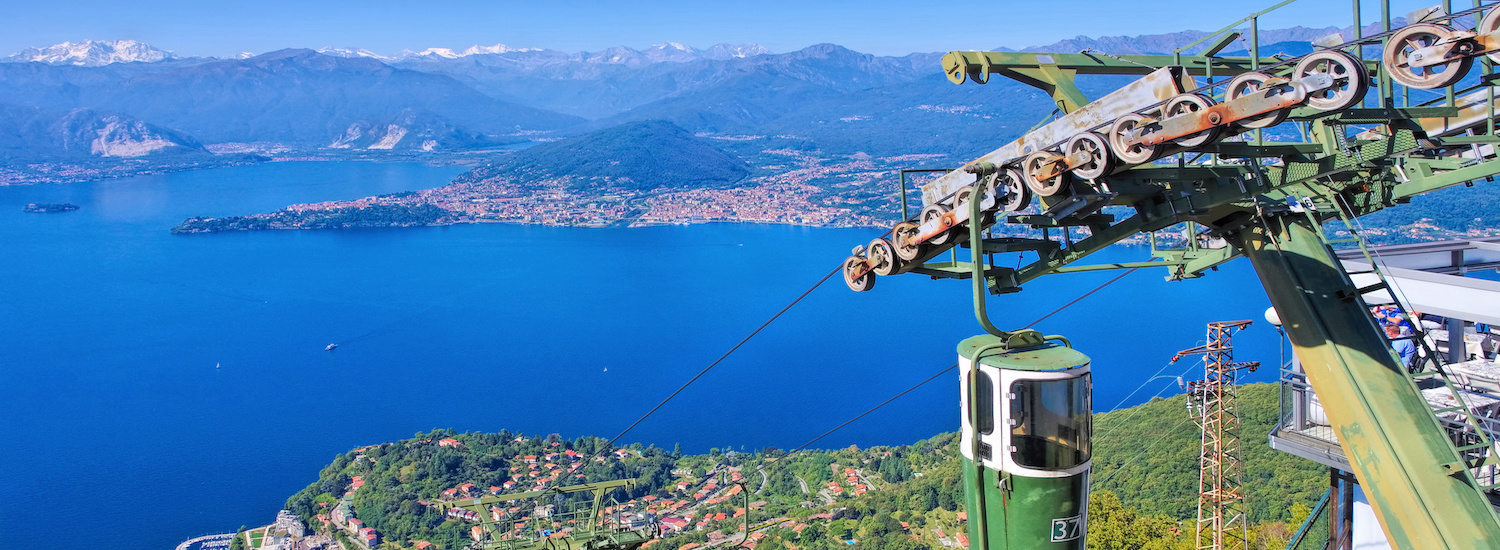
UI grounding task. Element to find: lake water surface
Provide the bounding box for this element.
[0,161,1280,548]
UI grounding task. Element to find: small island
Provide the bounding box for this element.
[23,202,79,213]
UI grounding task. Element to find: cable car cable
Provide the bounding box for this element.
[1095,414,1197,488]
[1094,362,1202,444]
[753,363,957,480]
[587,265,842,462]
[1022,266,1140,329]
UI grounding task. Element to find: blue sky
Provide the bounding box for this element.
[4,0,1450,58]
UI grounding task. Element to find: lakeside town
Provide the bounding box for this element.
[170,146,915,233]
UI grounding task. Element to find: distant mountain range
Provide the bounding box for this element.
[317,41,769,65]
[3,40,176,66]
[0,23,1349,166]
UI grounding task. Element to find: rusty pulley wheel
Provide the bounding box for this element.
[866,238,900,276]
[1108,113,1160,165]
[842,255,874,292]
[1065,132,1113,180]
[1294,50,1369,111]
[1224,71,1291,129]
[921,203,954,246]
[1022,151,1069,197]
[891,221,924,262]
[953,183,992,226]
[1382,23,1472,89]
[1164,93,1221,148]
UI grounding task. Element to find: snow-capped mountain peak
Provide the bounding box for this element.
[702,43,769,60]
[317,47,387,60]
[642,42,700,63]
[5,40,175,66]
[416,47,460,59]
[461,43,540,55]
[393,43,543,59]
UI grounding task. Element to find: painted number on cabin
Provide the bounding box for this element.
[1050,515,1082,542]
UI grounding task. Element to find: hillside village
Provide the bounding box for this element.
[242,430,970,550]
[211,385,1331,550]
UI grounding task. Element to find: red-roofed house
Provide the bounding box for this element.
[438,438,462,447]
[359,527,379,545]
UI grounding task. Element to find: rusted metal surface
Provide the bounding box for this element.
[1419,86,1500,137]
[922,66,1191,204]
[1135,75,1324,147]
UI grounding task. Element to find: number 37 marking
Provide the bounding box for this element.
[1050,514,1083,542]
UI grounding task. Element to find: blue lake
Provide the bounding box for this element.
[0,161,1279,549]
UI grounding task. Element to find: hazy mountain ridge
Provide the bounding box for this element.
[0,104,207,160]
[1,25,1332,168]
[328,109,502,151]
[1019,20,1404,55]
[473,120,749,191]
[0,48,582,147]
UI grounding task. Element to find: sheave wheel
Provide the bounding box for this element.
[842,255,874,292]
[891,222,924,262]
[1225,71,1291,129]
[1023,151,1069,197]
[1382,23,1472,89]
[867,238,900,276]
[995,167,1031,212]
[1164,94,1221,148]
[1482,8,1500,64]
[1109,113,1160,165]
[1065,132,1113,180]
[1294,50,1369,111]
[921,203,954,246]
[953,184,976,215]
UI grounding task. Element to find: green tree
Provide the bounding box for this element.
[229,526,247,550]
[1086,491,1189,550]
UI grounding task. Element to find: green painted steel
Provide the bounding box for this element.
[1232,216,1500,548]
[962,456,1089,550]
[860,3,1500,547]
[960,335,1091,373]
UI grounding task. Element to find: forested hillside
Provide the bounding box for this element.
[284,383,1325,549]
